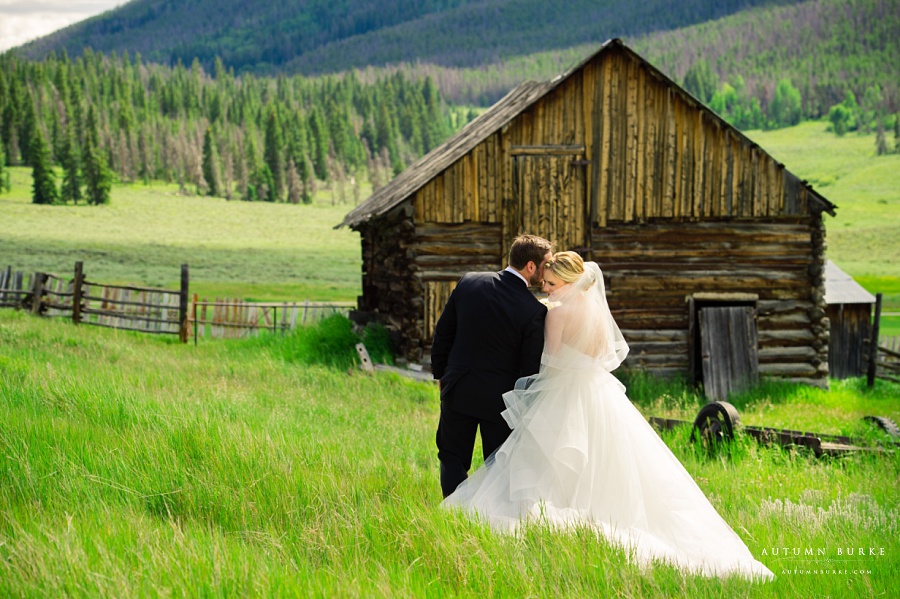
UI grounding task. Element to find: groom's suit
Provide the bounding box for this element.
[431,269,546,497]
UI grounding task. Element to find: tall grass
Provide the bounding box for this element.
[1,310,898,597]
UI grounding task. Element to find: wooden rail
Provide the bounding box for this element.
[1,262,190,340]
[2,263,354,343]
[190,298,354,343]
[867,293,900,386]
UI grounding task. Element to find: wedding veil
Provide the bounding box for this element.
[542,261,629,372]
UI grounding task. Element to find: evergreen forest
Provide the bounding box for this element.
[0,50,451,205]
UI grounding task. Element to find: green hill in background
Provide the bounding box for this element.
[15,0,800,76]
[12,0,897,123]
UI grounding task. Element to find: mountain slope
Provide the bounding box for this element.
[15,0,803,75]
[347,0,898,116]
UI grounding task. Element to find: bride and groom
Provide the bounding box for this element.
[431,234,773,580]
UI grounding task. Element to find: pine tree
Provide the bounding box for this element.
[286,156,302,204]
[201,126,220,196]
[263,107,284,201]
[83,106,112,205]
[875,121,888,155]
[894,114,900,154]
[30,126,58,205]
[0,134,9,193]
[59,125,82,204]
[683,60,718,104]
[307,107,329,181]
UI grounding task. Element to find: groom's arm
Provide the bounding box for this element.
[430,289,459,381]
[518,306,546,378]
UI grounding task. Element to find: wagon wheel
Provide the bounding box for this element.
[691,401,741,452]
[863,416,900,437]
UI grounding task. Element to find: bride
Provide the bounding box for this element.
[441,251,774,580]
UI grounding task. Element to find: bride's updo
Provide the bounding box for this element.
[545,251,596,289]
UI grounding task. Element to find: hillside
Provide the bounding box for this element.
[10,0,898,124]
[15,0,800,75]
[353,0,900,114]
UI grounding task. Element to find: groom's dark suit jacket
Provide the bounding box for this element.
[431,270,546,423]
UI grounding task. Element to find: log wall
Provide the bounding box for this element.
[357,204,422,358]
[593,216,830,386]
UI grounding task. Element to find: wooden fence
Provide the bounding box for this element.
[1,263,353,342]
[1,262,189,339]
[867,293,900,386]
[191,298,354,342]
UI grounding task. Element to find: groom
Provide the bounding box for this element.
[431,234,553,498]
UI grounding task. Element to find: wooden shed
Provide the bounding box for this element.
[824,260,875,379]
[338,39,837,391]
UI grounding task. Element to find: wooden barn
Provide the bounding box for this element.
[338,38,837,392]
[824,260,876,379]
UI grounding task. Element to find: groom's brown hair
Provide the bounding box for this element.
[508,234,553,269]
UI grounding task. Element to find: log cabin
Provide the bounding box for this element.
[338,38,838,391]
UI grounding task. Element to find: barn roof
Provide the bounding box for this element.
[337,38,836,229]
[824,260,876,305]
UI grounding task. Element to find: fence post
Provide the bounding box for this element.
[179,264,189,343]
[1,265,10,304]
[30,272,47,315]
[193,293,199,346]
[72,261,84,324]
[867,293,883,388]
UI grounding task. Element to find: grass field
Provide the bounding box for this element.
[1,311,898,597]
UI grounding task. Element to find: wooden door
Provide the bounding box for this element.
[700,306,759,401]
[510,149,588,253]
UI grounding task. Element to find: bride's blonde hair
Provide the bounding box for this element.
[544,251,585,284]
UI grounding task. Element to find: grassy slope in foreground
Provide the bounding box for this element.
[0,310,898,597]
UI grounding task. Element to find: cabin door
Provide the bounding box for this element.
[698,305,759,401]
[511,149,588,254]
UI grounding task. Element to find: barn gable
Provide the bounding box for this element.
[341,39,838,391]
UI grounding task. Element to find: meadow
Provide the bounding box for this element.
[0,169,365,302]
[0,310,898,597]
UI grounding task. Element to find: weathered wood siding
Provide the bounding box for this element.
[411,45,819,237]
[826,303,872,379]
[414,221,503,342]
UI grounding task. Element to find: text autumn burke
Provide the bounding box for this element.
[760,547,886,557]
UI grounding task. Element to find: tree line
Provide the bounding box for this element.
[0,49,452,205]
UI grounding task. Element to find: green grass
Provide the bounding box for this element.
[0,168,363,302]
[1,311,899,597]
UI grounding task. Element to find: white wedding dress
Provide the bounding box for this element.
[442,262,774,580]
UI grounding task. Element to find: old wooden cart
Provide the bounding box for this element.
[650,401,900,457]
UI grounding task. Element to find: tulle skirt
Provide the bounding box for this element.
[441,353,774,580]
